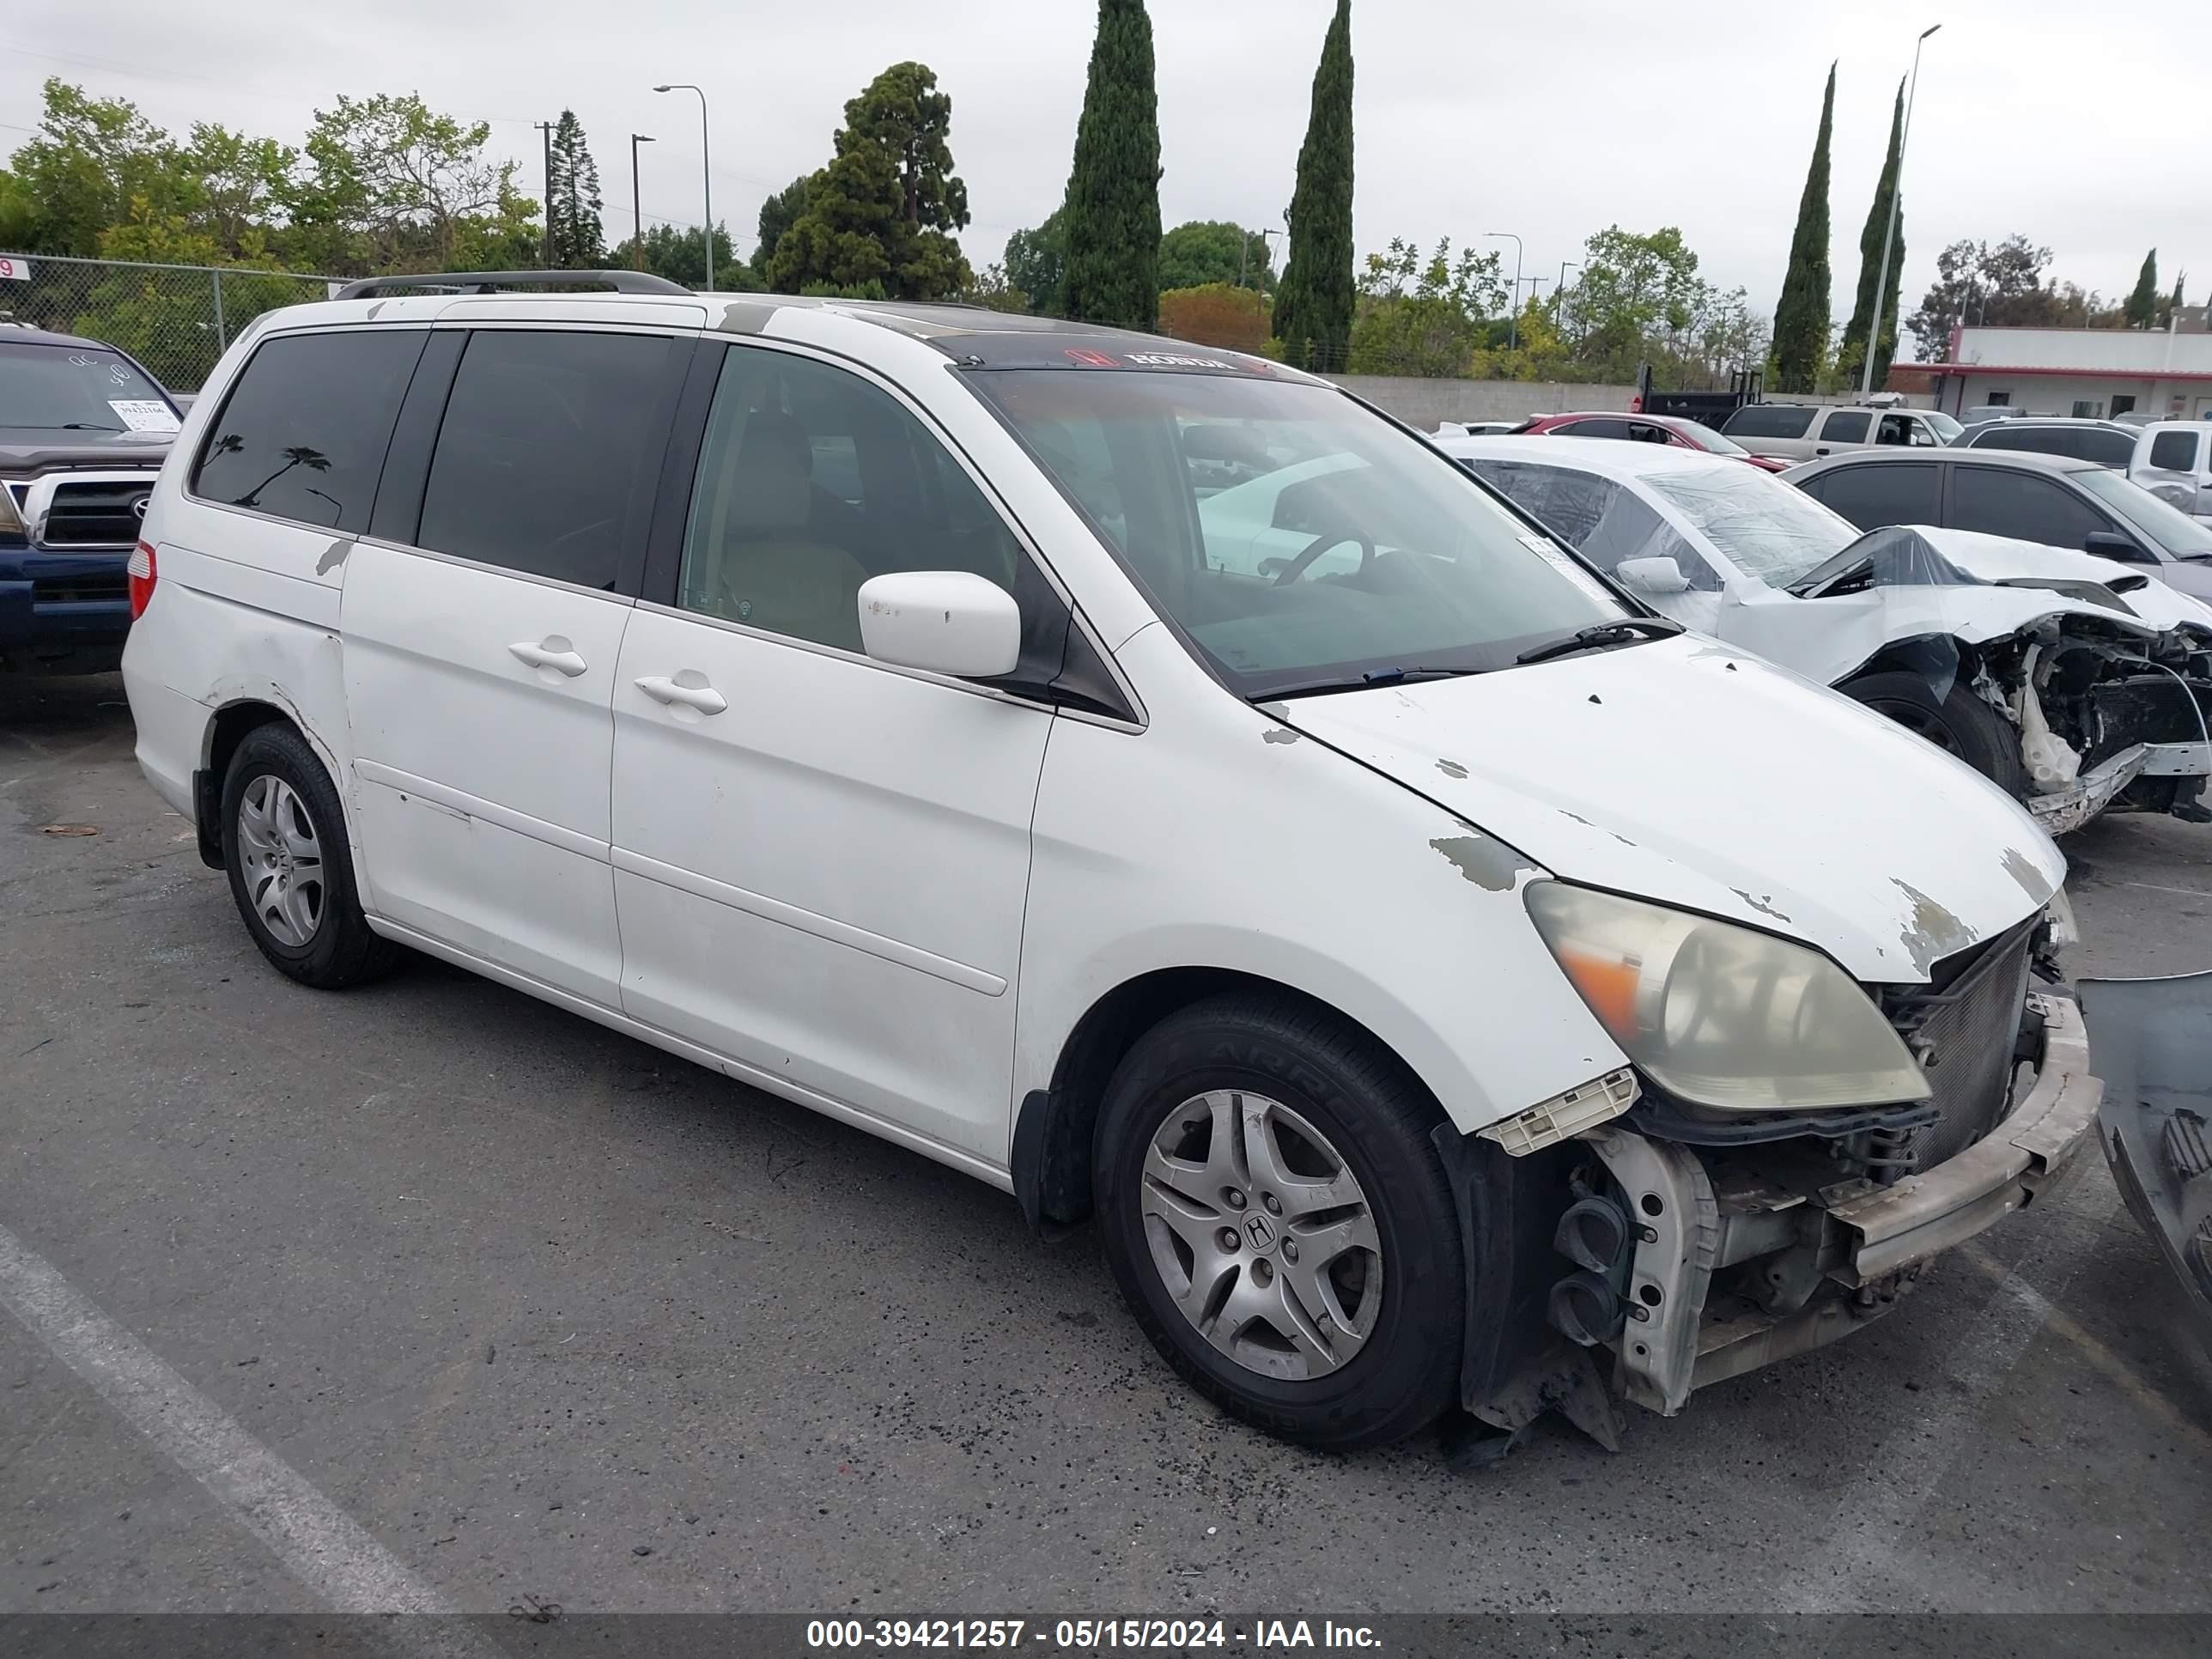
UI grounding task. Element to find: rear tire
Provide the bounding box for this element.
[221,724,403,988]
[1093,994,1464,1450]
[1841,669,2028,799]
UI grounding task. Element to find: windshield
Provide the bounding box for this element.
[968,370,1626,696]
[2075,466,2212,558]
[1924,410,1964,441]
[1645,465,1862,587]
[1665,420,1752,457]
[0,341,176,433]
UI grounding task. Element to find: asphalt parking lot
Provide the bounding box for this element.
[3,671,2209,1622]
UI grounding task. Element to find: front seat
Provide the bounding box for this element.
[693,410,871,653]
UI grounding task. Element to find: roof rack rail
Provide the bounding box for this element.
[331,270,692,301]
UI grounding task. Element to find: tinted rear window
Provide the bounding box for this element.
[193,331,426,531]
[2148,430,2201,471]
[1820,410,1871,443]
[416,330,674,589]
[1970,425,2136,467]
[1721,405,1814,439]
[1800,461,1942,531]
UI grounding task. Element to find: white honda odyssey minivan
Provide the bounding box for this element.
[122,273,2100,1449]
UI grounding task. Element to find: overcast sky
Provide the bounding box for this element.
[6,0,2206,336]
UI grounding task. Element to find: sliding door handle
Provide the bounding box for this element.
[634,674,728,716]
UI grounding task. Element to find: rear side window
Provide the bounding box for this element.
[1801,462,1941,530]
[1820,410,1871,443]
[1949,466,2107,547]
[416,330,674,589]
[1557,417,1633,439]
[2148,430,2200,471]
[1722,405,1814,440]
[192,330,425,531]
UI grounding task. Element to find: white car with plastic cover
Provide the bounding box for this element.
[123,272,2113,1449]
[1445,435,2212,834]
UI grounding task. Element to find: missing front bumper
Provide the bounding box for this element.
[1596,994,2100,1415]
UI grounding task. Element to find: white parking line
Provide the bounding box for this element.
[0,1219,505,1657]
[1772,1175,2120,1613]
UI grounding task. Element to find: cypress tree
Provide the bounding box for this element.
[2124,249,2159,329]
[1273,0,1354,371]
[1839,80,1905,391]
[546,109,605,268]
[1771,64,1834,393]
[1060,0,1161,330]
[2161,270,2185,330]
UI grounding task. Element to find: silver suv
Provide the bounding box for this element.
[1720,401,1962,463]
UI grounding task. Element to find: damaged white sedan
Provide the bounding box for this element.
[1452,437,2212,833]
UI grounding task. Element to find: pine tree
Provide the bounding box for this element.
[545,109,605,268]
[1273,0,1355,371]
[1770,64,1833,392]
[1839,80,1905,391]
[2161,270,2186,330]
[768,62,971,301]
[2124,249,2160,329]
[1059,0,1162,330]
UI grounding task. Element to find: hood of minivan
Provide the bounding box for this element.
[1273,635,2064,984]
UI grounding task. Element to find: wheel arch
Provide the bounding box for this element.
[1012,967,1438,1234]
[193,690,354,874]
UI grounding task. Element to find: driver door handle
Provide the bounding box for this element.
[509,640,588,678]
[634,674,728,715]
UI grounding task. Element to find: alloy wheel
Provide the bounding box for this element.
[235,774,325,947]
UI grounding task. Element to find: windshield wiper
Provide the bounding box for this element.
[11,422,125,432]
[1256,665,1489,701]
[1514,617,1683,665]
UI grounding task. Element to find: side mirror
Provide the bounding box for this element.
[1616,555,1692,594]
[857,571,1022,678]
[2083,530,2154,566]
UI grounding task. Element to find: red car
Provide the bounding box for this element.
[1507,410,1791,471]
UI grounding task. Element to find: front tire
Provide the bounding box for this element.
[221,724,402,988]
[1841,669,2029,799]
[1093,994,1464,1449]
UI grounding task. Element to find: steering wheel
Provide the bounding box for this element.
[1272,527,1376,586]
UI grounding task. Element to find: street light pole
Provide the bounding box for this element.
[629,134,656,270]
[1484,232,1523,351]
[653,83,713,292]
[1863,23,1942,398]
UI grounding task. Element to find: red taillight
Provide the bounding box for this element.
[127,540,156,620]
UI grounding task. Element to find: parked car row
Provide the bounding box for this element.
[115,276,2160,1449]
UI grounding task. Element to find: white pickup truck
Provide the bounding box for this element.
[2131,421,2212,525]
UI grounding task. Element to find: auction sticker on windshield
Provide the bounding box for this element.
[108,399,180,434]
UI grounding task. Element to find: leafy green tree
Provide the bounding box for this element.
[1903,234,2081,359]
[1771,63,1834,392]
[546,110,605,268]
[752,175,809,281]
[1158,220,1273,293]
[0,169,45,252]
[1002,210,1066,314]
[1346,237,1503,377]
[2124,248,2159,330]
[608,222,749,289]
[9,79,198,256]
[1060,0,1162,328]
[293,93,538,272]
[182,124,298,263]
[1274,0,1354,370]
[769,62,972,301]
[1558,224,1705,379]
[1838,80,1905,391]
[959,263,1031,313]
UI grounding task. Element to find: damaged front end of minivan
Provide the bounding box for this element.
[1437,896,2102,1451]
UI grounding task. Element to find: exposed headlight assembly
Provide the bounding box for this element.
[1525,882,1930,1113]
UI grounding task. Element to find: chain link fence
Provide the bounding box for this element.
[0,252,342,394]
